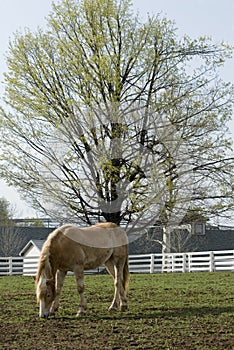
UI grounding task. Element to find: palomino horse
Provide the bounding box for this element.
[35,222,129,318]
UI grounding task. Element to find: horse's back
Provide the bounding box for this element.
[60,222,128,249]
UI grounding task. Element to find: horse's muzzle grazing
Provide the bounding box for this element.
[39,301,50,318]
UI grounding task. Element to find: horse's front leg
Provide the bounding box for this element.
[50,270,67,316]
[74,268,87,316]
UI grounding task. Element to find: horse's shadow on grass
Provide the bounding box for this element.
[53,305,234,321]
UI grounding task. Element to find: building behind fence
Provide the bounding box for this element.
[1,250,234,276]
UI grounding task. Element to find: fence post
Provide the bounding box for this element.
[182,253,187,273]
[187,253,191,272]
[9,257,13,276]
[209,251,215,272]
[233,250,234,271]
[150,254,154,273]
[172,254,175,273]
[162,254,166,273]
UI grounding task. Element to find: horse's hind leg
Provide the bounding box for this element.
[50,270,67,316]
[105,260,119,311]
[74,267,87,316]
[119,268,128,312]
[116,260,128,312]
[106,258,128,312]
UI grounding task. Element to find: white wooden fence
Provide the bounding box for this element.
[0,250,234,276]
[129,250,234,273]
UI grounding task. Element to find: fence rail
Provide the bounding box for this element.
[0,250,234,276]
[0,257,23,276]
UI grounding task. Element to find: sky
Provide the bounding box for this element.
[0,0,233,218]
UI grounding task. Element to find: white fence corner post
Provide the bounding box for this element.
[209,251,215,272]
[150,254,154,273]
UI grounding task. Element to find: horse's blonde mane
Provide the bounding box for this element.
[35,229,59,284]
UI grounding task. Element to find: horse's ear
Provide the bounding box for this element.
[32,276,36,281]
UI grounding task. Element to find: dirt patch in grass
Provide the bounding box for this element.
[0,273,233,349]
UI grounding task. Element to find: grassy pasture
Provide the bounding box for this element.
[0,272,233,349]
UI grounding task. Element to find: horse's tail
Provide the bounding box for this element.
[123,256,129,292]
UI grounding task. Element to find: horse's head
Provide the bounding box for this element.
[35,275,55,318]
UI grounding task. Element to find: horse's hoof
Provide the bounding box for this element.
[120,305,128,312]
[108,306,118,312]
[76,310,86,317]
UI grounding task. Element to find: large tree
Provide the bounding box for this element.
[0,0,233,234]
